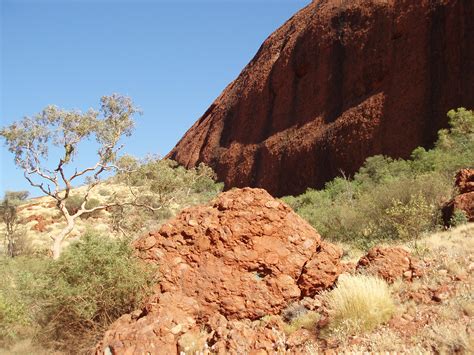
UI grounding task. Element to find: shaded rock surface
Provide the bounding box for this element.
[443,168,474,223]
[96,188,343,354]
[167,0,474,197]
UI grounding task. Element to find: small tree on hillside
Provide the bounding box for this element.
[0,191,29,257]
[0,94,153,259]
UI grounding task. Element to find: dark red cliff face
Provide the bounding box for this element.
[167,0,474,197]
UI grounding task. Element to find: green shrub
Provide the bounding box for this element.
[449,209,469,227]
[323,274,395,336]
[65,195,101,219]
[283,108,473,248]
[111,158,223,237]
[98,188,110,197]
[0,292,29,347]
[35,232,155,353]
[384,193,436,241]
[0,257,51,347]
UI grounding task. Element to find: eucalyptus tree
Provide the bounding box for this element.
[0,191,29,257]
[0,94,151,259]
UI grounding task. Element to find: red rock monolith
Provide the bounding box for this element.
[167,0,474,197]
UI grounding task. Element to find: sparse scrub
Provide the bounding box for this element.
[323,274,395,336]
[423,323,473,354]
[0,232,155,353]
[0,293,29,347]
[384,193,436,242]
[282,303,309,323]
[0,257,51,347]
[449,209,469,227]
[35,231,156,353]
[98,188,110,197]
[283,108,474,248]
[1,191,30,257]
[65,195,101,219]
[111,157,222,236]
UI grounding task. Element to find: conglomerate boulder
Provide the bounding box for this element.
[96,188,343,354]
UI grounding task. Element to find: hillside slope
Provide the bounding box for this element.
[168,0,474,197]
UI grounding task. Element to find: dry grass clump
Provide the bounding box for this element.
[283,311,320,335]
[324,274,395,335]
[177,330,208,354]
[423,323,473,354]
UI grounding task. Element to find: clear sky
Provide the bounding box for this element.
[0,0,310,196]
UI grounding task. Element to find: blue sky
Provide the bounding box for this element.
[0,0,310,196]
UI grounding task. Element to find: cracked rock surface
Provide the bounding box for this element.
[96,188,343,354]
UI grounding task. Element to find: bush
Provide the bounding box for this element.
[0,292,29,347]
[0,257,51,347]
[283,108,473,248]
[98,188,110,196]
[65,195,101,219]
[323,274,395,336]
[449,209,469,227]
[111,158,223,237]
[35,232,155,353]
[384,193,436,241]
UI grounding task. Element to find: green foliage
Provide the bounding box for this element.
[0,293,29,347]
[119,157,222,203]
[449,209,469,227]
[0,232,155,353]
[112,157,223,236]
[0,94,139,172]
[283,108,474,248]
[35,231,155,352]
[384,193,436,241]
[98,188,110,196]
[1,191,30,257]
[0,257,51,347]
[65,195,101,219]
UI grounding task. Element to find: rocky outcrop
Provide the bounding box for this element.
[443,168,474,223]
[24,214,53,233]
[96,188,343,354]
[167,0,474,197]
[357,246,424,283]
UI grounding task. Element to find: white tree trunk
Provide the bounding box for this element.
[52,207,76,260]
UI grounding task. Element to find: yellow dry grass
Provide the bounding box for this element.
[324,274,395,336]
[283,311,320,335]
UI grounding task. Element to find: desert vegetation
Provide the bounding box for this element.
[0,232,156,354]
[0,108,472,354]
[323,274,395,336]
[283,108,474,249]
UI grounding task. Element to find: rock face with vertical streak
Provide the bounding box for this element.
[167,0,474,197]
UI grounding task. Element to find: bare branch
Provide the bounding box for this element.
[70,162,101,181]
[24,171,55,198]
